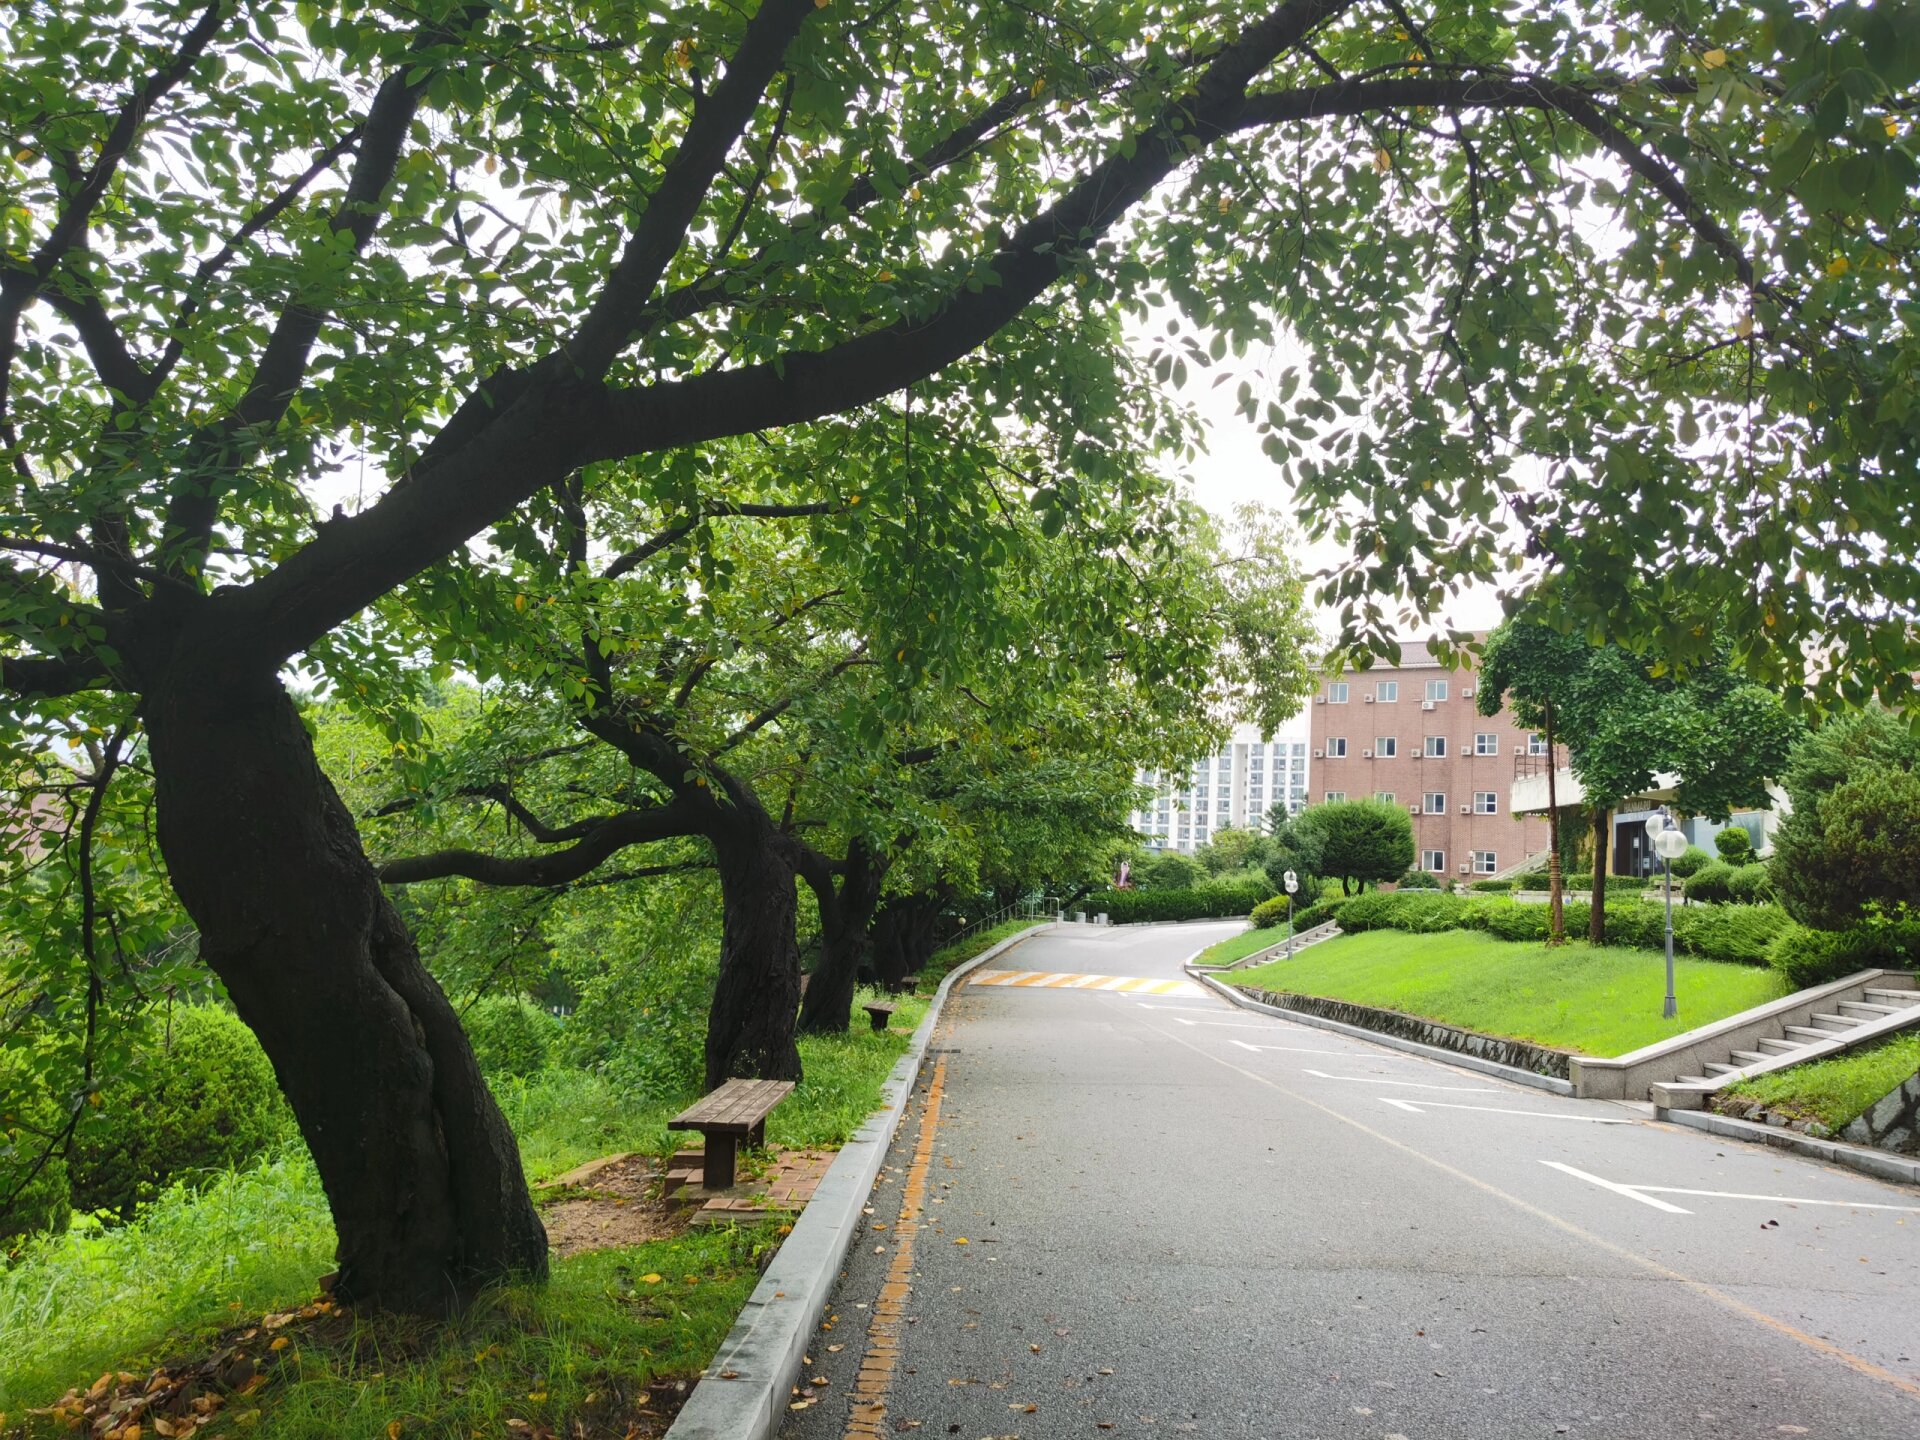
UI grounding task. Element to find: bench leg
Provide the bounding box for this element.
[703,1133,737,1190]
[746,1120,766,1151]
[869,1009,887,1032]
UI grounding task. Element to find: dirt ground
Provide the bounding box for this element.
[536,1153,690,1257]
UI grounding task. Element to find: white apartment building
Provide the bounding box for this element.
[1130,718,1313,853]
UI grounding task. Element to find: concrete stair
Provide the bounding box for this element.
[1648,979,1920,1109]
[1569,970,1920,1104]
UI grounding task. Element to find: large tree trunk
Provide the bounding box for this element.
[797,840,884,1036]
[145,667,546,1316]
[870,894,944,987]
[1588,806,1610,945]
[705,820,804,1088]
[1544,699,1564,945]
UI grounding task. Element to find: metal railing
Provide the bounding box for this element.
[939,896,1057,951]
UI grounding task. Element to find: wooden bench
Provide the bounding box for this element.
[667,1078,794,1190]
[862,1001,896,1032]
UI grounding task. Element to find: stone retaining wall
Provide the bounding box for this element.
[1242,989,1572,1081]
[1842,1072,1920,1155]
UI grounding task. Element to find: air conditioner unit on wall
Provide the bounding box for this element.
[1459,862,1472,874]
[1421,700,1435,711]
[1460,804,1471,814]
[1362,749,1373,759]
[1513,746,1524,756]
[1462,687,1475,698]
[1315,696,1326,704]
[1408,804,1421,815]
[1313,749,1324,759]
[1364,694,1375,703]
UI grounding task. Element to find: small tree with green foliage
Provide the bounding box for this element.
[1285,799,1415,897]
[1714,827,1754,863]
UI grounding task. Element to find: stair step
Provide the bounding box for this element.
[1676,1074,1712,1085]
[1784,1025,1838,1042]
[1729,1049,1768,1065]
[1811,1011,1865,1028]
[1703,1062,1742,1076]
[1840,1000,1901,1018]
[1862,988,1920,1005]
[1757,1037,1806,1055]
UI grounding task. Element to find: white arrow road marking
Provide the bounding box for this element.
[1233,1040,1423,1061]
[1376,1097,1632,1124]
[1301,1069,1497,1092]
[1542,1161,1693,1213]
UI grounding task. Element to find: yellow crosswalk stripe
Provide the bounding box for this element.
[970,969,1204,997]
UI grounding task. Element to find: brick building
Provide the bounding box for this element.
[1306,641,1563,880]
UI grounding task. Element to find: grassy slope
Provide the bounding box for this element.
[0,992,929,1423]
[914,918,1048,992]
[1725,1032,1920,1131]
[1233,929,1789,1056]
[1195,925,1287,967]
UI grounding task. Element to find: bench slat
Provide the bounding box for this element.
[668,1077,794,1134]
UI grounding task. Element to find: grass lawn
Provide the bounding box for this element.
[0,996,928,1431]
[1725,1033,1920,1131]
[1194,925,1289,967]
[1232,929,1790,1057]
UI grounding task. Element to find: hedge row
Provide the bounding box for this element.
[1311,890,1798,968]
[1085,880,1273,925]
[1509,871,1651,893]
[1682,861,1774,904]
[1766,921,1920,987]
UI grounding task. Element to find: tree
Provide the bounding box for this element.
[1769,709,1920,930]
[1479,620,1800,942]
[3,0,1901,1312]
[1196,826,1273,876]
[1284,798,1414,895]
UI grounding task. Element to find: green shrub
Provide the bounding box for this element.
[1467,878,1513,893]
[1290,898,1346,932]
[1715,826,1754,863]
[1512,870,1648,893]
[1675,903,1791,966]
[1086,881,1270,924]
[0,1048,71,1247]
[1601,904,1668,951]
[1249,895,1292,929]
[462,994,562,1080]
[1668,845,1713,878]
[1328,890,1471,935]
[1684,860,1736,904]
[1395,870,1442,890]
[1767,921,1920,988]
[1479,900,1593,942]
[68,1007,293,1222]
[1136,851,1206,890]
[1724,863,1775,905]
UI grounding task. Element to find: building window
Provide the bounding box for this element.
[1528,733,1549,756]
[1425,678,1449,702]
[1474,733,1498,756]
[1375,792,1395,804]
[1424,735,1447,758]
[1424,792,1447,814]
[1324,791,1346,803]
[1251,756,1264,771]
[1328,737,1348,757]
[1328,682,1350,703]
[1375,737,1397,758]
[1376,680,1398,703]
[1217,799,1230,812]
[1473,851,1499,874]
[1421,849,1446,873]
[1475,791,1498,815]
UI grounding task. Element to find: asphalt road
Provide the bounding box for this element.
[779,921,1920,1439]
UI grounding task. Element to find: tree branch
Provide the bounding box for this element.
[378,800,709,887]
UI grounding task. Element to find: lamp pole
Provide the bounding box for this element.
[1645,807,1687,1019]
[1284,870,1299,961]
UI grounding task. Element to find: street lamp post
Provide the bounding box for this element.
[1284,870,1299,961]
[1644,808,1689,1019]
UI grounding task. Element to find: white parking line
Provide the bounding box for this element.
[1301,1069,1497,1093]
[1542,1161,1693,1213]
[1232,1039,1423,1061]
[1632,1185,1920,1213]
[1380,1098,1632,1124]
[1171,1017,1294,1030]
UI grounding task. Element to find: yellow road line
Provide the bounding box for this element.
[841,1054,948,1438]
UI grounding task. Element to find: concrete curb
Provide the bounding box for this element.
[665,923,1054,1440]
[1186,967,1577,1096]
[1655,1106,1920,1187]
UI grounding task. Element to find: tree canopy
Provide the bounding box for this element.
[1279,796,1415,895]
[1768,709,1920,931]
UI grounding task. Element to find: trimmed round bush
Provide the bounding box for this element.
[1600,903,1667,951]
[463,994,561,1079]
[1394,870,1442,890]
[1683,860,1736,904]
[1668,845,1713,878]
[1249,895,1291,929]
[1714,826,1754,863]
[1087,881,1270,924]
[1,1048,72,1246]
[1467,878,1513,893]
[69,1006,293,1222]
[1724,863,1775,905]
[1289,898,1346,932]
